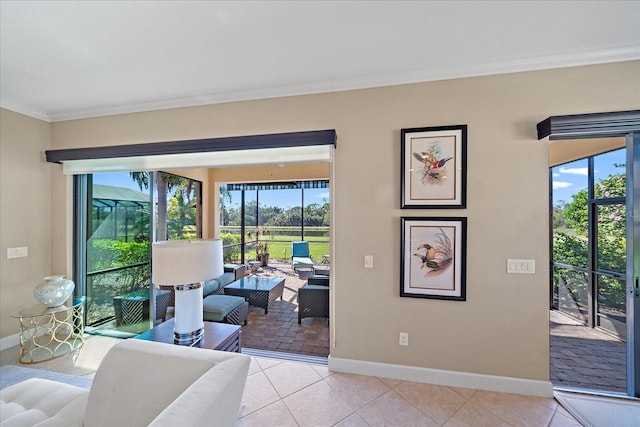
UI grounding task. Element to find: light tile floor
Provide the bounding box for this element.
[0,335,581,426]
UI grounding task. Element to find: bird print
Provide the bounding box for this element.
[413,228,454,274]
[416,243,436,260]
[413,152,453,170]
[414,252,453,273]
[412,146,453,184]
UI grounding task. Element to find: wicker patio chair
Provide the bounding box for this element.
[297,284,329,323]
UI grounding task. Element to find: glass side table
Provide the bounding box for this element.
[10,297,85,363]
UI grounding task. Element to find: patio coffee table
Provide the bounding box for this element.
[224,275,285,314]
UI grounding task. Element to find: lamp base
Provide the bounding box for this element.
[174,327,204,346]
[173,283,205,346]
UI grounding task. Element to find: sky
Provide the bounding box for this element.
[551,148,625,207]
[228,188,329,210]
[92,172,329,209]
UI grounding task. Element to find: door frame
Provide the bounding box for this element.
[538,109,640,397]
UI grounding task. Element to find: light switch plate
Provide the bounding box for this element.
[364,255,374,268]
[507,259,535,274]
[7,247,28,258]
[399,332,409,346]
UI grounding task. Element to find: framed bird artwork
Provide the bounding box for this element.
[401,125,467,208]
[401,217,466,300]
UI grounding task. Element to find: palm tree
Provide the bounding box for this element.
[130,172,192,240]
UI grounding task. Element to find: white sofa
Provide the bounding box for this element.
[0,339,251,427]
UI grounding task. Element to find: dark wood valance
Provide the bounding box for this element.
[46,129,337,163]
[537,110,640,140]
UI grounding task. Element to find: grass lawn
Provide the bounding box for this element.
[256,240,329,262]
[224,237,328,263]
[221,227,330,264]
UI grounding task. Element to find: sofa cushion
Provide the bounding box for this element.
[202,273,236,298]
[0,378,88,427]
[216,272,236,287]
[202,279,221,297]
[203,295,246,321]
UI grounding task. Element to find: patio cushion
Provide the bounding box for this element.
[202,272,235,297]
[216,272,236,287]
[202,280,220,297]
[308,275,329,286]
[203,295,246,322]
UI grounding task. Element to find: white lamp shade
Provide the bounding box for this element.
[152,239,224,285]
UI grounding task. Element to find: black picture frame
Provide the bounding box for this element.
[401,125,467,209]
[401,217,467,301]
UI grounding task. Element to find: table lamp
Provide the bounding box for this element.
[152,239,223,345]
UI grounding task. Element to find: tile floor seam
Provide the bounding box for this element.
[237,371,280,420]
[347,392,391,427]
[445,384,478,401]
[436,392,480,427]
[240,364,310,423]
[262,364,325,401]
[325,376,392,421]
[331,409,370,427]
[390,387,442,426]
[546,407,561,427]
[273,398,302,427]
[279,385,342,427]
[467,395,520,427]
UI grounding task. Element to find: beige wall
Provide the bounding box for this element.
[2,61,639,382]
[0,109,53,337]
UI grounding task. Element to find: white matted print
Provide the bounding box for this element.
[401,217,466,301]
[401,125,467,208]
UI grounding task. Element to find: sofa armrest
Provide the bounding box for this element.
[149,355,250,427]
[224,264,246,281]
[84,339,250,427]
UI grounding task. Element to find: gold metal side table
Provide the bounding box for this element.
[10,297,85,363]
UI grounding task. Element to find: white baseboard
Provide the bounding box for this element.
[0,333,20,351]
[328,356,553,398]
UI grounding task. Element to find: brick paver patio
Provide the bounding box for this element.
[550,309,626,393]
[238,261,329,359]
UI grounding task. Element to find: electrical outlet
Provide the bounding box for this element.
[399,332,409,346]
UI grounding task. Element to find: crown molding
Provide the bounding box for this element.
[5,47,639,123]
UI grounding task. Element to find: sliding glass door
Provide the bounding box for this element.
[551,148,626,339]
[75,171,202,338]
[81,172,153,337]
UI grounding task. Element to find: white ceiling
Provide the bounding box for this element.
[1,0,639,123]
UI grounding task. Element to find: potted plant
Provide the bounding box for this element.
[247,227,272,267]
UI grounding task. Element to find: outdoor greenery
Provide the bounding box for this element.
[553,166,626,317]
[221,199,330,228]
[246,226,273,255]
[220,232,242,263]
[133,172,200,240]
[86,239,150,325]
[220,188,330,266]
[87,172,198,326]
[221,228,329,264]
